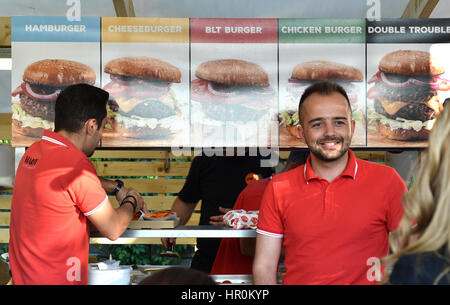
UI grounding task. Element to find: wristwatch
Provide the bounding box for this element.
[111,179,124,196]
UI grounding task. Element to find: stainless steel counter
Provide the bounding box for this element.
[90,225,257,239]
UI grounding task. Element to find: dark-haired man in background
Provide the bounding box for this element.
[162,153,274,273]
[9,84,147,285]
[253,81,406,285]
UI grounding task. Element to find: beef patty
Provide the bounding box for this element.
[374,99,436,122]
[20,93,55,121]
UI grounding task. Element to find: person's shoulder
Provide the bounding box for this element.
[391,252,450,285]
[246,177,271,192]
[272,165,304,183]
[356,158,401,178]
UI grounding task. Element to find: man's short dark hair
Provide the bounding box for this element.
[54,84,109,133]
[298,81,351,126]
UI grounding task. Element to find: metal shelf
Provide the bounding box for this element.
[90,225,257,239]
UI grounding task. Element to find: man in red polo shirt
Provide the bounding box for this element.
[9,84,147,285]
[253,81,406,285]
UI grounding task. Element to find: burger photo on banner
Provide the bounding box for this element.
[367,47,450,147]
[11,59,96,140]
[190,59,277,147]
[102,56,184,143]
[279,60,365,147]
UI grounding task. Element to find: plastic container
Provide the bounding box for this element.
[88,263,132,285]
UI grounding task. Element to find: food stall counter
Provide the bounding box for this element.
[90,225,257,239]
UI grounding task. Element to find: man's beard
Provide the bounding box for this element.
[307,136,350,162]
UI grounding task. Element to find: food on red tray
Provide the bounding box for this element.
[103,56,182,139]
[12,59,96,138]
[191,59,276,123]
[144,210,174,219]
[368,50,448,141]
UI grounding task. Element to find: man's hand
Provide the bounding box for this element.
[115,186,129,205]
[161,238,176,250]
[209,206,231,226]
[122,188,148,214]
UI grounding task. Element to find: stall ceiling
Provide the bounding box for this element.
[1,0,413,18]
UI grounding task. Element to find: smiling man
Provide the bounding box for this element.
[253,81,407,285]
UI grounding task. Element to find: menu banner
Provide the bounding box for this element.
[190,18,277,43]
[366,18,450,148]
[279,18,365,43]
[278,19,366,148]
[367,18,450,43]
[10,17,450,149]
[12,16,100,42]
[11,16,101,147]
[190,18,278,148]
[100,17,190,148]
[102,17,189,43]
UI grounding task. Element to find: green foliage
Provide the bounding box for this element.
[109,244,151,265]
[150,245,183,265]
[0,244,8,255]
[98,244,195,266]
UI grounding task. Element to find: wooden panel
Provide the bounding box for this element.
[0,228,196,244]
[0,17,11,48]
[0,229,8,243]
[354,151,386,161]
[0,211,200,227]
[113,0,136,17]
[110,196,201,211]
[91,150,195,159]
[0,212,9,226]
[278,151,291,159]
[117,178,184,194]
[92,160,191,177]
[1,195,178,210]
[0,114,12,141]
[401,0,439,18]
[0,195,12,209]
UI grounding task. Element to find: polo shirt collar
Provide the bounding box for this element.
[41,130,77,150]
[303,149,358,184]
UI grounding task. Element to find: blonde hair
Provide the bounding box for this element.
[383,105,450,284]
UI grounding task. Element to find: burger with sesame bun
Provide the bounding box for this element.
[279,60,364,139]
[368,50,450,141]
[12,59,96,138]
[191,59,276,124]
[103,56,182,139]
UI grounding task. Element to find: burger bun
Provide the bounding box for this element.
[195,59,269,86]
[104,56,181,83]
[23,59,96,86]
[375,120,430,141]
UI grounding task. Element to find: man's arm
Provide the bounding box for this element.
[171,197,198,226]
[99,177,129,204]
[88,188,146,241]
[253,233,283,285]
[161,197,198,249]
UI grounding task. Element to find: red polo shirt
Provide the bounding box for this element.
[257,150,406,285]
[211,178,270,275]
[9,130,107,285]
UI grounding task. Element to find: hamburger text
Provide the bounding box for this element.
[25,24,86,32]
